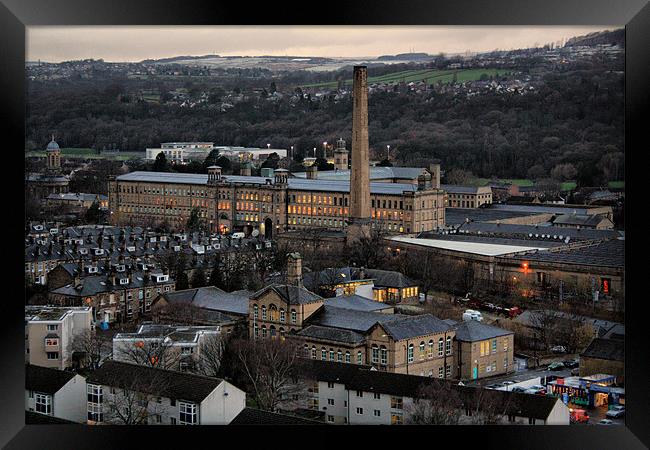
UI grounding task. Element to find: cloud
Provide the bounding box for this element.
[26,26,618,62]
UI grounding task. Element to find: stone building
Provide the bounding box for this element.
[25,137,70,199]
[451,320,515,380]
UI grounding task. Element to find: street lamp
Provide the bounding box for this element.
[313,147,316,157]
[267,143,271,149]
[323,141,327,158]
[387,144,390,160]
[290,145,294,159]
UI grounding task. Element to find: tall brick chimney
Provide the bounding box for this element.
[286,252,303,287]
[347,66,372,242]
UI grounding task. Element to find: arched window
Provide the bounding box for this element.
[269,325,276,339]
[261,305,267,321]
[371,345,379,363]
[329,349,335,361]
[407,344,414,363]
[279,327,285,340]
[321,348,327,361]
[303,344,309,357]
[446,336,452,355]
[337,350,343,362]
[419,341,425,359]
[345,351,351,364]
[291,309,297,324]
[254,324,259,338]
[357,351,363,365]
[269,304,278,322]
[428,340,434,358]
[279,308,285,323]
[312,346,317,360]
[261,325,267,338]
[253,304,258,319]
[438,337,444,357]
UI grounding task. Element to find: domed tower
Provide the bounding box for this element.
[46,135,61,172]
[334,137,349,171]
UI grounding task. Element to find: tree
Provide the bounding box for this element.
[174,252,190,290]
[230,338,308,412]
[152,152,169,172]
[84,201,104,224]
[186,208,205,234]
[68,329,112,370]
[190,265,207,288]
[261,152,280,169]
[444,168,475,185]
[527,164,547,180]
[195,334,226,378]
[465,387,513,425]
[405,382,463,425]
[101,371,171,425]
[345,228,389,270]
[215,155,232,173]
[377,158,393,167]
[551,163,578,181]
[202,149,221,170]
[113,338,181,371]
[314,157,333,171]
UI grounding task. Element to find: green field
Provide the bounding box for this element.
[608,180,624,189]
[303,68,509,89]
[25,148,143,161]
[476,178,534,187]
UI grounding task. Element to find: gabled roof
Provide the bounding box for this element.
[230,407,325,425]
[86,360,224,403]
[159,286,250,315]
[452,320,513,342]
[323,295,392,312]
[295,325,366,345]
[251,284,323,305]
[580,338,624,362]
[26,365,78,394]
[378,314,454,340]
[306,305,404,333]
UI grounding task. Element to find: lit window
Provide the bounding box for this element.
[407,344,414,363]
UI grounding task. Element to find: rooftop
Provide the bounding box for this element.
[323,295,393,312]
[26,364,78,394]
[580,338,624,362]
[25,306,91,322]
[230,407,325,425]
[389,236,552,257]
[452,320,513,342]
[86,360,224,403]
[251,284,324,305]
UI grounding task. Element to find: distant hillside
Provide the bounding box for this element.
[377,52,433,61]
[565,28,624,47]
[141,54,221,64]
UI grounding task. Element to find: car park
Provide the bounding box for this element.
[606,405,625,418]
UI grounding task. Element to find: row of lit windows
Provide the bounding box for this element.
[407,337,452,362]
[287,205,349,216]
[252,304,298,324]
[304,345,363,365]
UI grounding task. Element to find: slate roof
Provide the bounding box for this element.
[298,360,561,420]
[452,320,513,342]
[114,323,221,344]
[442,184,492,194]
[492,204,610,215]
[50,270,174,297]
[295,325,366,345]
[251,284,323,305]
[292,166,428,182]
[160,286,250,315]
[379,314,454,340]
[86,360,223,403]
[46,193,108,202]
[230,407,325,425]
[445,207,548,226]
[323,295,392,312]
[26,365,77,394]
[25,411,78,424]
[453,221,621,242]
[553,214,612,227]
[580,338,624,362]
[511,239,624,269]
[303,267,416,290]
[117,171,422,196]
[306,305,405,333]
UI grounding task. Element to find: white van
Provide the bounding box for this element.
[231,232,245,239]
[462,309,483,322]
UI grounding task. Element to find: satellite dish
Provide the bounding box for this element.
[535,234,539,238]
[553,235,557,239]
[565,237,570,243]
[252,229,260,237]
[528,233,533,238]
[559,235,563,240]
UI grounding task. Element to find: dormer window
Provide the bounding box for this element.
[116,265,125,273]
[87,266,99,274]
[119,278,129,285]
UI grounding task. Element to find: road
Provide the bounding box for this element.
[466,366,573,388]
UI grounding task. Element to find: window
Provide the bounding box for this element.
[356,390,363,398]
[181,347,193,355]
[438,338,444,357]
[446,336,452,355]
[391,414,403,425]
[446,365,451,377]
[328,398,335,406]
[328,382,334,389]
[374,410,381,417]
[170,417,177,425]
[504,339,509,352]
[327,415,335,423]
[179,402,197,425]
[261,306,267,321]
[45,338,58,346]
[356,407,364,415]
[528,417,537,425]
[428,340,434,358]
[374,393,381,400]
[371,345,379,364]
[87,402,103,423]
[491,339,497,354]
[280,309,285,323]
[380,347,388,365]
[253,304,258,319]
[312,346,317,360]
[47,352,59,360]
[337,351,343,362]
[291,310,297,324]
[407,344,414,363]
[438,366,444,378]
[419,341,425,359]
[87,384,103,422]
[322,348,327,361]
[504,357,508,369]
[46,324,58,331]
[390,397,403,410]
[357,351,363,365]
[345,351,351,364]
[35,393,51,415]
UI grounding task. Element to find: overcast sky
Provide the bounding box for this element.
[26,26,618,62]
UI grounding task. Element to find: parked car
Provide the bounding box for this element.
[606,405,625,418]
[570,367,580,376]
[550,346,567,354]
[501,381,515,386]
[548,362,565,371]
[562,359,578,368]
[598,419,614,425]
[511,387,527,393]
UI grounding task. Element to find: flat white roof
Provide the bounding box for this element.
[389,236,550,256]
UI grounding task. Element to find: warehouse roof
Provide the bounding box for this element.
[389,236,551,257]
[511,239,624,269]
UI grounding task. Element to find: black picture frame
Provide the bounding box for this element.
[2,0,647,448]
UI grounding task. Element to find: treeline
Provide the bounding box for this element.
[27,57,623,185]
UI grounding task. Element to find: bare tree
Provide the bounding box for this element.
[464,387,513,425]
[102,374,170,425]
[230,338,308,412]
[195,333,226,378]
[113,338,181,371]
[405,382,463,425]
[68,329,112,370]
